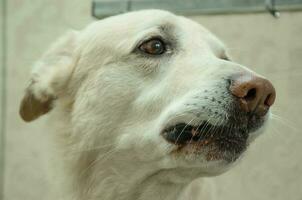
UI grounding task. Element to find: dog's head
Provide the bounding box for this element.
[20,10,275,179]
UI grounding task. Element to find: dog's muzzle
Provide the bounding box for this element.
[161,72,276,162]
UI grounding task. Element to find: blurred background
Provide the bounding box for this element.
[1,0,302,199]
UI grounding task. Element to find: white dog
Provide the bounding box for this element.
[19,10,276,200]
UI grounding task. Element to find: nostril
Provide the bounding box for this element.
[264,93,274,106]
[244,88,257,101]
[264,94,271,106]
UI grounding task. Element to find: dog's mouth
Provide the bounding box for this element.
[161,122,249,162]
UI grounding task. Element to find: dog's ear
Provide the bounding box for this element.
[20,31,79,122]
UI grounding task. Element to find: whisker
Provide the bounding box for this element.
[270,113,298,132]
[189,117,210,148]
[270,126,284,136]
[164,112,191,128]
[175,117,197,145]
[197,118,212,141]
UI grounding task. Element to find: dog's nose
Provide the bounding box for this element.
[229,73,276,116]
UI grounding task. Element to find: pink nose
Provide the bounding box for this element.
[229,73,276,116]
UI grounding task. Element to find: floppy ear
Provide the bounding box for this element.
[20,31,79,122]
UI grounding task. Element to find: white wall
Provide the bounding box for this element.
[0,0,6,198]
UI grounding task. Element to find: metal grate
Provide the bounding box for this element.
[92,0,302,18]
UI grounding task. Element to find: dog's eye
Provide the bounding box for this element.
[139,39,166,55]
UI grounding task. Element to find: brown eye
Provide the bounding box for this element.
[139,39,166,55]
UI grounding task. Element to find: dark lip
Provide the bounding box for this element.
[161,111,268,162]
[162,122,249,144]
[161,121,253,160]
[162,122,214,145]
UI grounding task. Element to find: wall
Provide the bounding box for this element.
[3,1,91,199]
[2,1,302,200]
[0,0,6,199]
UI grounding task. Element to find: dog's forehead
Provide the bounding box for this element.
[85,10,176,34]
[81,9,226,53]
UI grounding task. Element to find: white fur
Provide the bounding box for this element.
[22,10,271,200]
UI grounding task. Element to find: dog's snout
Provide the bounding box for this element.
[229,73,276,116]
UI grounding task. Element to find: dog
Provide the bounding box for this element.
[19,9,276,200]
